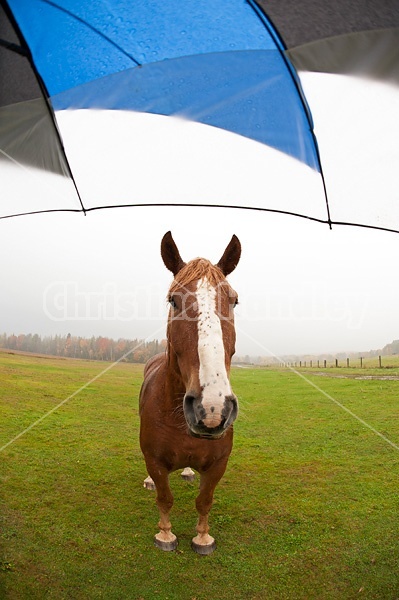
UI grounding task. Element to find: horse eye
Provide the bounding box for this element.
[169,296,177,309]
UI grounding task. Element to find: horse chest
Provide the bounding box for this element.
[159,422,233,471]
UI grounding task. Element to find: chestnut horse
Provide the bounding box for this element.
[139,231,241,554]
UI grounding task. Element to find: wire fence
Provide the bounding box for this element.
[280,355,399,370]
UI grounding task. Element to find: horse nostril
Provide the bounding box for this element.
[184,393,197,413]
[222,395,238,428]
[184,394,201,409]
[184,393,207,425]
[183,394,195,420]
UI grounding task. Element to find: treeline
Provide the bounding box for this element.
[0,333,167,363]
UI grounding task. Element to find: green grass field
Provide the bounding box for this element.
[1,350,399,599]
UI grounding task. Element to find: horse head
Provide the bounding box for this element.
[161,231,241,439]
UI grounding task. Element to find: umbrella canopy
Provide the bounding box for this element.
[1,0,398,231]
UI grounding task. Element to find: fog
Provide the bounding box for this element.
[1,204,398,359]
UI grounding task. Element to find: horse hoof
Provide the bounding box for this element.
[191,539,216,555]
[181,468,195,482]
[143,476,156,491]
[154,535,178,552]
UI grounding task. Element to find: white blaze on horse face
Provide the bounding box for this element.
[196,278,232,428]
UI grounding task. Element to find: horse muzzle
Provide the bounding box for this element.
[183,392,238,439]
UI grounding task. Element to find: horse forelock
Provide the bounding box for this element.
[169,258,226,293]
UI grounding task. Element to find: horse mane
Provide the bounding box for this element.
[169,258,226,292]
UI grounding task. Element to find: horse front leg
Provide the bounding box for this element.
[148,466,178,551]
[192,460,228,555]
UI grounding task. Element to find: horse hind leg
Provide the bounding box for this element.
[144,467,195,489]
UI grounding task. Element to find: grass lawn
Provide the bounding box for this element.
[1,350,399,599]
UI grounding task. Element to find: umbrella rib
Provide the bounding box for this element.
[0,209,83,220]
[1,204,399,235]
[42,0,142,67]
[329,221,399,235]
[0,204,327,224]
[317,145,332,229]
[85,203,338,228]
[247,0,332,228]
[0,37,27,56]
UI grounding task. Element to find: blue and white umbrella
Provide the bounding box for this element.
[1,0,398,232]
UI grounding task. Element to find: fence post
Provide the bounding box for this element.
[324,359,327,368]
[335,358,338,368]
[360,357,363,368]
[347,358,349,368]
[379,355,382,368]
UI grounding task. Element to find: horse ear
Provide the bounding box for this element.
[161,231,186,275]
[216,234,241,276]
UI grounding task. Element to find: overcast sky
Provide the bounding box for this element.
[1,196,398,358]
